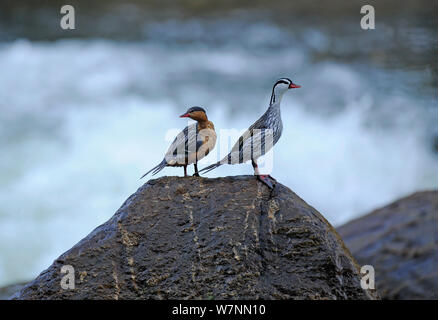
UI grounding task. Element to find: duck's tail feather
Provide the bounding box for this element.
[140,159,167,179]
[199,161,223,174]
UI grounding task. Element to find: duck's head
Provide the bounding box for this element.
[180,106,208,121]
[270,77,301,105]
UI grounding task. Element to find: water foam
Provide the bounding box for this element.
[0,39,437,286]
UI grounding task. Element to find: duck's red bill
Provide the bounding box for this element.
[289,83,301,88]
[180,114,190,118]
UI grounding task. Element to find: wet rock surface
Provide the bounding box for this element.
[338,191,438,299]
[14,176,376,300]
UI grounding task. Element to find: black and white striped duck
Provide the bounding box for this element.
[141,106,216,178]
[199,78,300,188]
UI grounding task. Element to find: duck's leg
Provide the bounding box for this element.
[252,159,275,189]
[183,165,188,177]
[193,163,200,177]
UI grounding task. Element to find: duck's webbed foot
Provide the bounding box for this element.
[257,175,276,189]
[193,172,200,177]
[267,175,277,182]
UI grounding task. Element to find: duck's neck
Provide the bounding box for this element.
[268,94,283,114]
[197,118,209,129]
[269,89,286,107]
[266,101,281,124]
[266,92,282,124]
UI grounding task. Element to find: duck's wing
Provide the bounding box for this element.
[199,115,269,174]
[164,123,200,166]
[200,125,273,174]
[224,125,274,165]
[195,126,217,161]
[228,113,266,154]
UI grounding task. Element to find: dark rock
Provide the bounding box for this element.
[0,282,27,300]
[14,176,376,300]
[338,191,438,300]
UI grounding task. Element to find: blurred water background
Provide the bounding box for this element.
[0,0,437,287]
